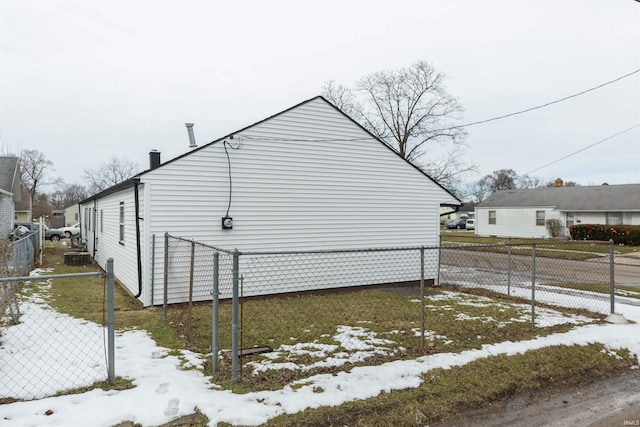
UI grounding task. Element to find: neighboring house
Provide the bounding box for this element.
[80,96,461,306]
[0,157,21,239]
[441,202,476,225]
[14,185,32,222]
[64,203,81,226]
[475,183,640,238]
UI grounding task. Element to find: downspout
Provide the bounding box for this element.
[77,204,82,241]
[134,181,143,298]
[92,200,98,258]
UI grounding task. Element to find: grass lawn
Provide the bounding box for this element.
[23,241,638,426]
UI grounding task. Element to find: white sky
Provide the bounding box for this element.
[1,267,640,426]
[1,0,639,191]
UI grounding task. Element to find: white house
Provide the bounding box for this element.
[79,96,460,306]
[0,157,21,239]
[474,183,640,238]
[63,203,81,227]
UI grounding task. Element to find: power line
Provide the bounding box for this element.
[451,68,640,130]
[523,123,640,175]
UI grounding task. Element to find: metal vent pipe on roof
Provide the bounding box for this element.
[185,123,197,148]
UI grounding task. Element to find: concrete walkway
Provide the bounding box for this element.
[614,250,640,266]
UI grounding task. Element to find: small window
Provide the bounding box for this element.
[100,210,104,233]
[74,213,79,221]
[536,210,545,226]
[488,210,496,225]
[119,202,125,244]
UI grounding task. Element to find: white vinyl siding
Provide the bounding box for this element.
[84,98,459,306]
[606,212,622,225]
[144,98,454,251]
[81,187,141,298]
[0,194,14,239]
[476,207,558,238]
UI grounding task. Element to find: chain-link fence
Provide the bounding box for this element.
[163,235,615,385]
[0,232,39,334]
[439,240,615,315]
[0,260,115,401]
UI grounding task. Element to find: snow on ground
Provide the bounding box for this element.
[1,275,640,426]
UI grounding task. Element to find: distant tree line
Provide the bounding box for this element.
[15,149,139,223]
[461,168,578,203]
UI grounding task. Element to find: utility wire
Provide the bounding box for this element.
[523,123,640,175]
[241,69,639,143]
[447,68,640,130]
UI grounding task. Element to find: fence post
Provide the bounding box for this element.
[420,247,425,352]
[163,233,169,319]
[531,244,536,332]
[187,241,195,342]
[231,249,240,383]
[436,235,441,286]
[106,258,115,385]
[211,252,220,373]
[609,239,615,314]
[507,237,512,296]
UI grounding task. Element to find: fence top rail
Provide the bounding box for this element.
[236,246,440,256]
[165,233,232,253]
[0,272,105,283]
[165,233,441,256]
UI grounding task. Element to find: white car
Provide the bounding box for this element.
[59,223,81,238]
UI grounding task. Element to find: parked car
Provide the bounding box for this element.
[465,219,475,230]
[447,219,467,229]
[42,225,65,241]
[59,223,81,238]
[15,222,65,241]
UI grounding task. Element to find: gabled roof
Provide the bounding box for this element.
[476,184,640,212]
[0,156,19,196]
[81,96,461,205]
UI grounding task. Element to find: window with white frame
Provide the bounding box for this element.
[536,210,545,226]
[100,210,104,233]
[119,202,125,244]
[488,210,496,225]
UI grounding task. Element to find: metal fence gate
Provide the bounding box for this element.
[0,260,115,401]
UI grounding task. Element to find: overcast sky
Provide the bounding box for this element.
[1,0,639,193]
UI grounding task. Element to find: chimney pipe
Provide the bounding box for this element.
[185,123,197,148]
[149,150,161,169]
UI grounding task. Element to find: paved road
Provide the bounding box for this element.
[432,368,640,427]
[440,248,640,287]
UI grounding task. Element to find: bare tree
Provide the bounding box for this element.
[49,182,88,209]
[420,150,477,195]
[322,60,475,192]
[20,149,54,218]
[479,169,518,194]
[517,174,546,189]
[321,80,359,118]
[460,180,492,203]
[84,156,139,194]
